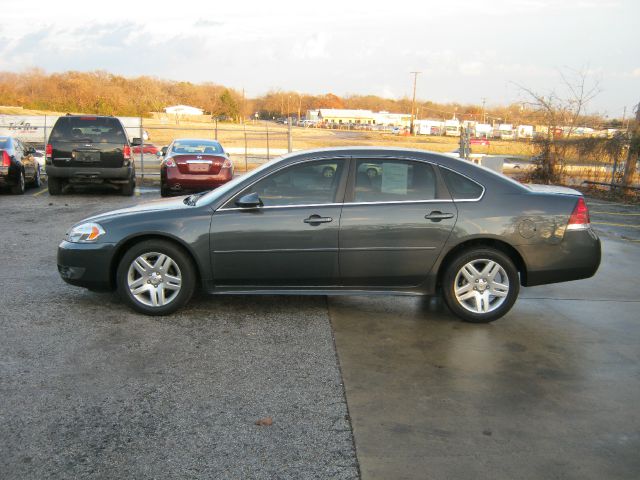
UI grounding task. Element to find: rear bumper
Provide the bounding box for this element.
[163,167,233,191]
[519,228,601,287]
[46,164,133,181]
[57,240,116,290]
[0,166,19,185]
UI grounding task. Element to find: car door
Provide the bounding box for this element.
[339,157,457,287]
[209,158,348,287]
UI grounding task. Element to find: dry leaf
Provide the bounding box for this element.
[255,416,273,426]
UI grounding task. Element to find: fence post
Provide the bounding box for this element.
[43,115,47,147]
[266,121,270,161]
[215,118,218,140]
[243,122,248,172]
[287,119,292,153]
[139,117,144,184]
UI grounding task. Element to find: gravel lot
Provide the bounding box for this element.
[0,189,358,479]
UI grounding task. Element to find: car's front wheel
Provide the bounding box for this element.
[442,248,519,323]
[116,240,196,315]
[11,170,25,194]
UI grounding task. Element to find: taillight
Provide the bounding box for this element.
[165,158,176,167]
[2,151,10,167]
[567,197,590,230]
[123,145,131,160]
[222,158,233,169]
[45,144,53,158]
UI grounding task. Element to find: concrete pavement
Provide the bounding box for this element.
[329,237,640,479]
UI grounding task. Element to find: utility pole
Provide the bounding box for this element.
[410,71,421,135]
[481,97,486,124]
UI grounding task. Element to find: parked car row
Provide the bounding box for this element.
[6,115,235,197]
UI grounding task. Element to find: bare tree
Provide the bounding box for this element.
[517,68,600,183]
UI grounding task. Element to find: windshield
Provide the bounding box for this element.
[171,140,223,155]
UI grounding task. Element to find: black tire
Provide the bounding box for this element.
[366,168,378,179]
[442,248,519,323]
[10,170,25,195]
[160,183,171,197]
[116,239,196,315]
[48,176,63,195]
[29,165,42,188]
[120,177,135,196]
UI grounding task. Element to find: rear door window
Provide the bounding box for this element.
[351,159,438,203]
[50,117,127,144]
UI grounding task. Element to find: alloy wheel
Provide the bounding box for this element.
[453,259,510,314]
[126,252,182,307]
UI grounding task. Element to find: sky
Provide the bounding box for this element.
[1,0,638,117]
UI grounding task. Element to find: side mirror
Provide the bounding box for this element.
[161,146,168,156]
[235,192,263,209]
[156,151,163,157]
[131,137,142,146]
[25,146,36,155]
[225,152,231,157]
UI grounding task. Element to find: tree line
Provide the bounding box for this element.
[0,68,611,127]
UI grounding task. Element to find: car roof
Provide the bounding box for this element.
[276,146,529,192]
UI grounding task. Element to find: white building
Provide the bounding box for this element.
[164,105,204,116]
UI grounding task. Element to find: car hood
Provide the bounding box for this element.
[525,184,583,196]
[82,196,194,223]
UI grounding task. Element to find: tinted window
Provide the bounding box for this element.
[171,140,223,155]
[441,168,484,199]
[50,117,127,144]
[353,159,437,202]
[232,160,345,207]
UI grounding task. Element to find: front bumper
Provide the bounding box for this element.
[57,240,117,290]
[518,228,601,287]
[46,164,133,182]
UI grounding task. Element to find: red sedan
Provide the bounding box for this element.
[160,139,234,197]
[470,138,490,146]
[132,143,159,155]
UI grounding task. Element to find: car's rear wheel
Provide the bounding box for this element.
[30,165,41,188]
[116,239,196,315]
[48,176,63,195]
[120,177,135,196]
[442,248,519,323]
[11,170,25,195]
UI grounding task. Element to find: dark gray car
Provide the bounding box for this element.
[57,147,601,323]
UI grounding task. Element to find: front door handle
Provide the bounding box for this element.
[425,211,454,222]
[304,215,333,225]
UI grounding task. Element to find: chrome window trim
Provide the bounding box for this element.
[344,199,454,207]
[221,202,343,212]
[438,165,486,202]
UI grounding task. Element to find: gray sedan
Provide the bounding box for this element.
[57,147,601,323]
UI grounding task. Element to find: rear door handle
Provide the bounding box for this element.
[425,211,454,222]
[304,215,333,225]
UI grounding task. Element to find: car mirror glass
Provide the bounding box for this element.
[236,192,263,209]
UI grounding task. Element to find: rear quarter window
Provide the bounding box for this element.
[441,168,484,200]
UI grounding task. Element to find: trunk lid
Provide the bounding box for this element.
[525,184,582,196]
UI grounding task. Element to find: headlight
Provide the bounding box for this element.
[66,222,106,243]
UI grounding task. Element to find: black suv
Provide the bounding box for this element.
[46,115,138,195]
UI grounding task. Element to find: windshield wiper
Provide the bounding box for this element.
[183,192,206,206]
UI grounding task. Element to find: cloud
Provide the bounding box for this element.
[292,33,330,60]
[458,61,485,76]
